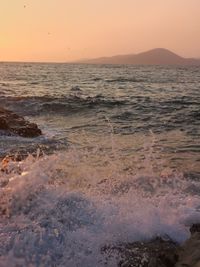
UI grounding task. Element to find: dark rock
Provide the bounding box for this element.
[102,237,179,267]
[105,224,200,267]
[190,224,200,234]
[176,224,200,267]
[0,107,42,137]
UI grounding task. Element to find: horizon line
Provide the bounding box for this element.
[0,48,199,64]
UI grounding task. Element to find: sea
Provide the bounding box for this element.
[0,63,200,266]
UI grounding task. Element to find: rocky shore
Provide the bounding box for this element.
[0,107,42,138]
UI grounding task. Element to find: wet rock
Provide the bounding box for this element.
[176,224,200,267]
[102,224,200,267]
[190,224,200,234]
[0,107,42,137]
[102,237,179,267]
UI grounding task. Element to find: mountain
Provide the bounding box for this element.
[78,48,200,65]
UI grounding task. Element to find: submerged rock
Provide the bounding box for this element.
[0,107,42,137]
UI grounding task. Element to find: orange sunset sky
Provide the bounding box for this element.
[0,0,200,62]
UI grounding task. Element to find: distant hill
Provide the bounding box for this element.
[78,48,200,65]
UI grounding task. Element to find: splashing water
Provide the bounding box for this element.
[1,135,200,267]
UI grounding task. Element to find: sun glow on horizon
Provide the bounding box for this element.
[0,0,200,62]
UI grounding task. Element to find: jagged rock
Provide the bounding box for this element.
[102,224,200,267]
[102,237,179,267]
[176,224,200,267]
[0,107,42,138]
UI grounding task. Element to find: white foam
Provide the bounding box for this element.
[0,142,200,266]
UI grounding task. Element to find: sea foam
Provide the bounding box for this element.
[1,137,200,266]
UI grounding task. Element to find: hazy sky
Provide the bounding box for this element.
[0,0,200,62]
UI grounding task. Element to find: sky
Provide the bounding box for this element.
[0,0,200,62]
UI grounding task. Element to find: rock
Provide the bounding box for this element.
[102,237,179,267]
[176,224,200,267]
[107,224,200,267]
[0,107,42,138]
[190,224,200,234]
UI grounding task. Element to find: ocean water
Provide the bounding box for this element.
[0,63,200,266]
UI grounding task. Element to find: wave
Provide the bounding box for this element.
[0,139,200,266]
[0,95,127,116]
[0,92,199,139]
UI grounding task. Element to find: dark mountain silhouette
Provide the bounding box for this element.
[78,48,200,65]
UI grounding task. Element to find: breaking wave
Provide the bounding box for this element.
[1,138,200,266]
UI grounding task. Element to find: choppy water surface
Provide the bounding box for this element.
[0,63,200,266]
